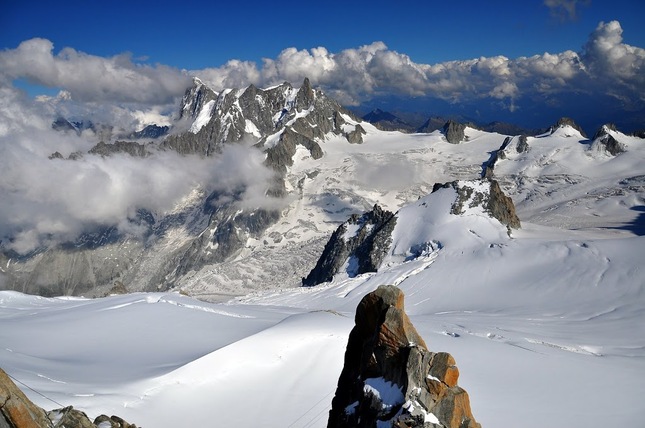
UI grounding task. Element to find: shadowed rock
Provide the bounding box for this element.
[433,179,521,231]
[327,285,480,428]
[592,124,626,156]
[442,120,467,144]
[302,205,396,287]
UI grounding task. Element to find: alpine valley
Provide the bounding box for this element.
[0,79,644,427]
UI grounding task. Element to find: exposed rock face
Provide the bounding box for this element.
[47,407,138,428]
[442,120,467,144]
[4,78,374,297]
[0,368,138,428]
[483,135,529,178]
[124,124,169,140]
[433,179,521,230]
[346,124,366,144]
[88,141,149,157]
[0,368,53,427]
[302,205,396,287]
[592,124,626,156]
[327,285,480,428]
[162,77,359,158]
[516,134,529,153]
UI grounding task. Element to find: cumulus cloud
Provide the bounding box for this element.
[191,21,644,116]
[0,85,280,254]
[0,38,191,104]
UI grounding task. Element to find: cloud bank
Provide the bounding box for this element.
[0,38,191,104]
[0,86,278,254]
[193,21,644,115]
[1,20,642,126]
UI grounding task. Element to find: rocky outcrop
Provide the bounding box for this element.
[47,407,138,428]
[433,179,521,230]
[88,141,149,157]
[302,205,396,287]
[591,124,626,156]
[0,368,53,427]
[550,117,587,138]
[442,120,467,144]
[265,128,324,175]
[327,285,480,428]
[0,368,138,428]
[482,135,529,178]
[516,134,529,153]
[345,124,366,144]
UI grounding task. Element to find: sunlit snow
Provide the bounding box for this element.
[1,122,644,427]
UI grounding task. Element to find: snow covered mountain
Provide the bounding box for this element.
[0,149,643,426]
[1,78,643,305]
[0,86,644,425]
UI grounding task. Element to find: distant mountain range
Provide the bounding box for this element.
[360,108,546,136]
[1,78,643,299]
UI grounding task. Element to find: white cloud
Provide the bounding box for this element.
[0,85,280,253]
[0,38,191,104]
[191,20,642,115]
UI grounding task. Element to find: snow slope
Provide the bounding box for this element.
[1,124,644,427]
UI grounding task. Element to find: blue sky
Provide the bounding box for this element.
[1,0,645,132]
[3,0,644,67]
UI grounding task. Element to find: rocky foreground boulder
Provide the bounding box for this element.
[328,285,480,428]
[0,368,137,428]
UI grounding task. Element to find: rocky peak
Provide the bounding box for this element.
[88,140,149,157]
[591,124,626,156]
[302,204,397,287]
[327,285,481,428]
[179,77,218,121]
[432,179,521,230]
[124,124,169,140]
[442,120,467,144]
[295,77,315,111]
[550,117,587,138]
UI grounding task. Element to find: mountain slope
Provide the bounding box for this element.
[1,83,643,302]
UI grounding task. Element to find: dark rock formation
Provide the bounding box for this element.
[0,367,139,428]
[516,134,529,153]
[346,124,366,144]
[88,141,149,157]
[265,128,323,175]
[124,124,169,140]
[327,285,480,428]
[0,368,53,427]
[47,407,138,428]
[433,179,521,230]
[442,120,467,144]
[592,125,626,156]
[302,205,396,287]
[482,135,529,178]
